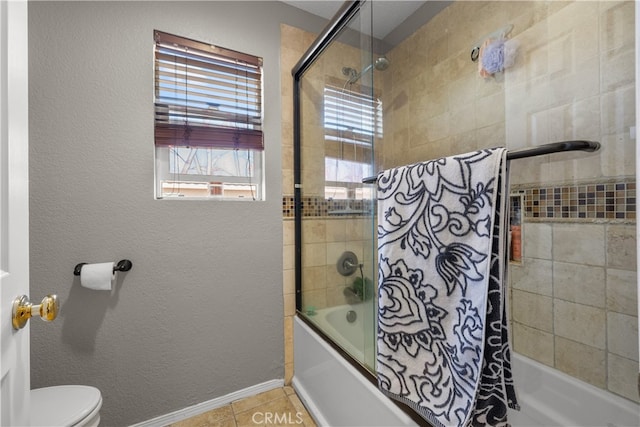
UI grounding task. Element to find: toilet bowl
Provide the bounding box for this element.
[31,385,102,427]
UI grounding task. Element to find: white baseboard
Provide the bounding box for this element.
[130,379,285,427]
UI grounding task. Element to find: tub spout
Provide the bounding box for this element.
[343,286,363,304]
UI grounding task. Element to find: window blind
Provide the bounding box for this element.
[323,84,382,146]
[154,30,263,150]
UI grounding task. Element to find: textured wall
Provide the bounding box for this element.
[27,2,326,425]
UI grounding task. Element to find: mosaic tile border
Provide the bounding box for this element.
[284,178,636,223]
[511,178,635,222]
[282,196,372,218]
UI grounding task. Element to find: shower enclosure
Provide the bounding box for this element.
[291,0,638,424]
[292,0,379,371]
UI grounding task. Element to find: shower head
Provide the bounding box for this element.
[347,55,390,84]
[373,56,390,71]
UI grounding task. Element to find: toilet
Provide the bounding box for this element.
[31,385,102,427]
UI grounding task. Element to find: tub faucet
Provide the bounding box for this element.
[343,286,363,304]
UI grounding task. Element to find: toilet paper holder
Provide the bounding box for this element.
[74,259,133,276]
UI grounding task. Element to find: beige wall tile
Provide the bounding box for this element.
[510,258,553,296]
[302,289,326,310]
[522,222,552,260]
[283,244,294,271]
[302,242,326,267]
[282,170,294,197]
[285,362,294,386]
[552,223,605,266]
[608,353,640,403]
[601,85,635,137]
[600,132,636,177]
[554,299,606,349]
[607,224,637,270]
[600,1,635,54]
[555,336,606,388]
[512,322,554,366]
[606,268,638,316]
[601,47,635,93]
[512,289,553,332]
[345,218,367,241]
[607,311,639,361]
[326,242,347,268]
[284,293,296,318]
[284,316,294,365]
[283,220,295,246]
[553,262,605,307]
[303,266,327,291]
[476,92,505,129]
[283,268,295,296]
[325,219,347,243]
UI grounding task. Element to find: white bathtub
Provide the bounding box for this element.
[293,304,640,427]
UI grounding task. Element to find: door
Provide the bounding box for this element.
[0,0,30,425]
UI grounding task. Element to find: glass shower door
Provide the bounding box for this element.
[297,0,378,370]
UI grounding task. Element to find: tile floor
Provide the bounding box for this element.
[169,387,316,427]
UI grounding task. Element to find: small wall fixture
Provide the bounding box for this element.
[337,251,359,276]
[74,259,133,276]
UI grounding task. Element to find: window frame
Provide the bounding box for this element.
[153,30,265,200]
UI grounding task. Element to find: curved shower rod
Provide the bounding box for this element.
[362,140,601,184]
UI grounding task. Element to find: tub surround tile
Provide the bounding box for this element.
[302,220,326,244]
[283,269,295,296]
[554,299,607,349]
[552,224,605,265]
[301,289,327,311]
[554,337,606,388]
[607,312,639,361]
[512,290,554,332]
[510,258,553,296]
[606,268,638,316]
[512,322,554,367]
[301,243,326,268]
[283,244,294,271]
[303,266,329,291]
[601,85,635,136]
[523,222,552,260]
[283,294,296,318]
[553,262,605,308]
[607,225,637,270]
[608,353,640,403]
[283,220,295,246]
[600,2,635,65]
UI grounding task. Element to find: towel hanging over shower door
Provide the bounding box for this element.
[376,148,519,427]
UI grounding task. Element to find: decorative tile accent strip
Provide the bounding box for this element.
[282,196,373,218]
[284,179,636,223]
[511,178,635,221]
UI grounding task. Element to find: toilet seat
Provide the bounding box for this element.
[31,385,102,427]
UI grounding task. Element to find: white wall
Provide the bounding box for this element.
[27,1,325,425]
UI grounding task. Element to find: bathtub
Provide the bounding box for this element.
[293,304,640,427]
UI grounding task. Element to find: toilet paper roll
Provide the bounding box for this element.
[80,262,116,291]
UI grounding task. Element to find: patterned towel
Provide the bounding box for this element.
[376,148,519,427]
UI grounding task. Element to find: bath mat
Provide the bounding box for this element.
[376,148,519,427]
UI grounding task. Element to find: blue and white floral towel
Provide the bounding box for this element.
[376,148,519,427]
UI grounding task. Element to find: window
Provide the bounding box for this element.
[154,30,264,200]
[323,83,381,199]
